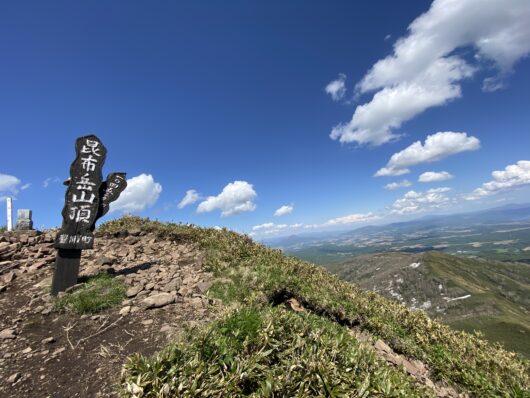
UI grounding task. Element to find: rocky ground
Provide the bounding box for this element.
[0,229,216,397]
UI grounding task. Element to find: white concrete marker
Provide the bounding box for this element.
[6,197,13,231]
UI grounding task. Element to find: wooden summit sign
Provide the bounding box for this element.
[51,135,127,295]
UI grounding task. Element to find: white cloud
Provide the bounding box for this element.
[0,173,21,193]
[391,187,452,215]
[250,212,378,237]
[465,160,530,200]
[330,0,530,146]
[418,171,453,183]
[324,212,379,226]
[178,189,200,209]
[325,73,347,101]
[274,204,294,217]
[384,180,412,190]
[110,173,162,213]
[197,180,257,217]
[20,183,31,191]
[43,176,61,188]
[375,132,480,176]
[332,58,474,146]
[250,222,304,236]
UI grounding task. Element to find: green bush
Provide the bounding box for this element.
[121,306,432,397]
[54,274,126,314]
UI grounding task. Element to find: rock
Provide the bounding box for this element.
[401,358,422,376]
[129,228,142,237]
[178,286,192,297]
[141,319,153,326]
[96,256,115,266]
[34,276,52,289]
[162,278,181,292]
[189,297,203,308]
[41,337,55,344]
[52,347,66,356]
[28,260,48,273]
[3,271,16,284]
[141,293,175,309]
[21,346,32,354]
[8,373,21,384]
[41,307,52,315]
[160,324,172,333]
[0,328,17,339]
[126,285,144,298]
[196,281,211,294]
[374,339,393,355]
[286,297,304,312]
[119,306,131,316]
[0,242,10,252]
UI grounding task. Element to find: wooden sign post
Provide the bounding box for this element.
[51,135,127,295]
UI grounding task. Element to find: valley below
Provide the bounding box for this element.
[324,251,530,358]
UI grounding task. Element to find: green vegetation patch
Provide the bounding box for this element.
[121,306,431,397]
[101,217,530,396]
[54,274,126,314]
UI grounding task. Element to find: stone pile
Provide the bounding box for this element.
[80,229,213,315]
[0,230,57,290]
[0,227,215,397]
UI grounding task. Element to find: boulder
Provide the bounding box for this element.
[141,293,175,309]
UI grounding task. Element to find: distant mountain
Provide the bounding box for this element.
[273,203,530,264]
[324,251,530,358]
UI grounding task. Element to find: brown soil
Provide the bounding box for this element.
[0,230,217,397]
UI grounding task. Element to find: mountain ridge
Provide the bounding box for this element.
[1,217,528,396]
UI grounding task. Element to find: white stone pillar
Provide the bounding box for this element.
[6,197,13,231]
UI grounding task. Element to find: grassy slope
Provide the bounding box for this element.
[99,217,529,397]
[325,251,530,358]
[424,252,530,358]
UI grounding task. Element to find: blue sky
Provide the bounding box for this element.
[1,0,529,237]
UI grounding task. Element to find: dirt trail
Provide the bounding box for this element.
[0,230,216,397]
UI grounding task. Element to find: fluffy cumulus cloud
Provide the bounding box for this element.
[274,204,294,217]
[110,174,162,213]
[0,173,22,201]
[178,189,200,209]
[418,171,453,183]
[325,73,347,101]
[465,160,530,200]
[391,187,452,215]
[324,212,379,226]
[384,180,412,190]
[330,0,530,146]
[197,181,257,217]
[0,173,21,193]
[375,132,479,176]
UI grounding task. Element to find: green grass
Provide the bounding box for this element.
[54,274,126,314]
[450,318,530,358]
[99,216,530,397]
[122,306,433,397]
[0,225,6,233]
